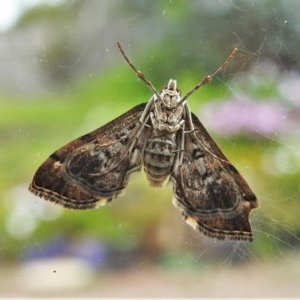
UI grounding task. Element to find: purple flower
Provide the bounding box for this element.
[201,95,287,136]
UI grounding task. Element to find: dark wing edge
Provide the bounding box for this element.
[182,210,255,241]
[29,103,148,209]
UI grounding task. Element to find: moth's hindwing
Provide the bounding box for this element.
[29,103,149,209]
[171,113,258,241]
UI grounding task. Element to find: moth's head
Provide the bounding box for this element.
[159,79,182,108]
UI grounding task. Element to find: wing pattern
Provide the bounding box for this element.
[29,103,149,209]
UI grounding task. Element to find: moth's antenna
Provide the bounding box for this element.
[178,47,238,105]
[117,41,162,100]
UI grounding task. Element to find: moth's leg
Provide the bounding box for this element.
[183,103,195,132]
[154,100,164,121]
[172,103,193,174]
[139,96,155,124]
[172,120,186,175]
[172,104,196,175]
[149,111,158,128]
[179,120,186,164]
[129,113,151,154]
[128,98,154,155]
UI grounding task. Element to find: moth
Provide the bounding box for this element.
[29,42,258,241]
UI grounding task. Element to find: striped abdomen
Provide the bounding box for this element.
[143,135,177,186]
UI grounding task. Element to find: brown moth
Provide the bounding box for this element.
[29,42,258,241]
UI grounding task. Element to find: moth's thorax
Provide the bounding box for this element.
[151,79,185,133]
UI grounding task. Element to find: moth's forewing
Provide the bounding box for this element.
[29,103,148,209]
[171,113,258,241]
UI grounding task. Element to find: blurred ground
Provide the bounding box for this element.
[1,254,300,298]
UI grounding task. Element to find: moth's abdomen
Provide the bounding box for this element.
[144,136,176,187]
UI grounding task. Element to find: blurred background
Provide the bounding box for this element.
[1,0,300,297]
